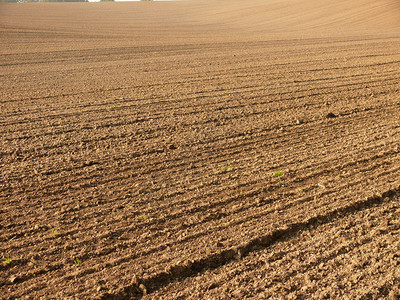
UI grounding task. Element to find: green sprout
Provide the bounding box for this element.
[51,226,60,237]
[2,255,11,265]
[74,257,80,266]
[139,214,148,221]
[220,164,234,173]
[273,171,283,177]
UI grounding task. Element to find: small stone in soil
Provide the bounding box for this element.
[97,285,106,292]
[9,275,18,283]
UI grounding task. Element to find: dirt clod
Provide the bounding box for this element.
[168,144,177,150]
[139,284,147,295]
[9,276,18,284]
[326,112,337,119]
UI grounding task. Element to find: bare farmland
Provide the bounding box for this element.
[1,0,400,298]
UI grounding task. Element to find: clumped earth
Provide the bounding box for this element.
[1,0,400,298]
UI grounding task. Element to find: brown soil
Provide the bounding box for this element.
[1,0,400,299]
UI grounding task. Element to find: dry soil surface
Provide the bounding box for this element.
[1,0,400,299]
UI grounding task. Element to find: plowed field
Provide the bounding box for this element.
[1,0,400,298]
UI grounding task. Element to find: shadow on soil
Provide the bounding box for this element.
[100,187,400,299]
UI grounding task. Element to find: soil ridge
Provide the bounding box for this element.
[100,187,400,299]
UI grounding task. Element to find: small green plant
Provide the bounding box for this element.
[74,257,80,266]
[2,255,11,265]
[273,171,283,177]
[139,214,148,221]
[221,164,234,173]
[297,187,304,194]
[51,226,60,237]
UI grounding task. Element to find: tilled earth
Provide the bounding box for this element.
[1,1,400,299]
